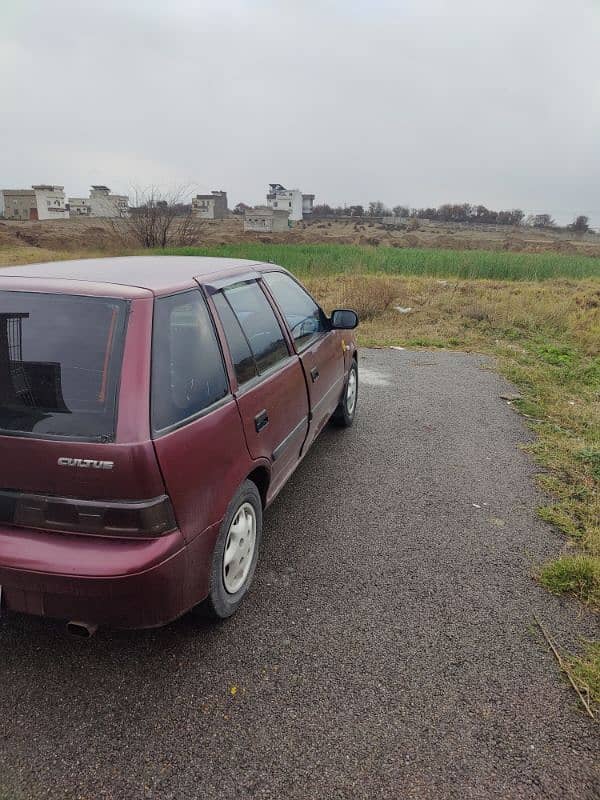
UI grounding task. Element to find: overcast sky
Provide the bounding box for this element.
[1,0,599,224]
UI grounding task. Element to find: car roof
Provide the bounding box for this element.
[0,256,280,297]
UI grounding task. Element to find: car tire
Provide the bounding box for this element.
[199,480,263,620]
[332,358,358,428]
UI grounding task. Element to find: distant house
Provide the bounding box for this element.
[1,185,69,221]
[1,189,37,220]
[32,185,69,220]
[89,186,128,217]
[68,197,92,217]
[243,206,290,233]
[192,190,228,220]
[69,186,128,218]
[266,184,314,221]
[302,193,315,217]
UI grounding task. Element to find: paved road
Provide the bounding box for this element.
[1,349,598,800]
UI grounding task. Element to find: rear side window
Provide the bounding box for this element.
[152,290,228,432]
[223,282,289,374]
[0,291,127,440]
[212,292,258,386]
[263,271,327,348]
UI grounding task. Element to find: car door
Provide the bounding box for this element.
[150,289,252,544]
[262,270,345,450]
[209,279,310,501]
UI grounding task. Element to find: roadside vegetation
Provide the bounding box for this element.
[0,246,88,266]
[2,240,599,711]
[164,242,600,281]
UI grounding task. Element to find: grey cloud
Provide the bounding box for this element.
[1,0,599,224]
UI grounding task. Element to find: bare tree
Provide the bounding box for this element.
[368,201,390,217]
[117,186,204,248]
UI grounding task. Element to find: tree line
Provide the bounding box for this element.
[308,201,591,232]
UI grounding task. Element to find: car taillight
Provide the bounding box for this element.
[0,490,176,538]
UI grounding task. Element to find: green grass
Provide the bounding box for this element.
[539,556,600,606]
[160,243,600,281]
[567,641,600,706]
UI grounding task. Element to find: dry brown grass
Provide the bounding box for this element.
[0,245,120,267]
[310,275,398,320]
[305,274,600,355]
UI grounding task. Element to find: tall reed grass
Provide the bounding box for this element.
[164,243,600,281]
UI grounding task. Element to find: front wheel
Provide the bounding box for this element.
[199,480,262,620]
[332,359,358,427]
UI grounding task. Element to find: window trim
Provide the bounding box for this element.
[151,391,233,439]
[150,287,232,437]
[233,353,299,398]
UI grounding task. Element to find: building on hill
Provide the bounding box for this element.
[32,186,69,220]
[302,193,315,217]
[68,197,92,217]
[1,189,36,220]
[243,206,290,233]
[89,186,128,217]
[68,186,128,218]
[192,190,228,220]
[1,186,69,221]
[266,184,314,221]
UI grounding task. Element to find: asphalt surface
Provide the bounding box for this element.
[1,349,598,800]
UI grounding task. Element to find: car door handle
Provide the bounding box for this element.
[310,367,320,382]
[254,409,269,432]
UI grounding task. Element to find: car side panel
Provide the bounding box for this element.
[298,330,345,450]
[152,398,253,544]
[234,356,309,501]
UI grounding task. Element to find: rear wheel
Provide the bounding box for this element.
[200,480,262,620]
[332,358,358,427]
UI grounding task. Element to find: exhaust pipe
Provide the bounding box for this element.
[66,620,98,638]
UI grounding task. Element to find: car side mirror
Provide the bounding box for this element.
[330,309,359,329]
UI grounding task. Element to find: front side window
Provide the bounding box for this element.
[263,271,327,348]
[152,290,228,432]
[222,282,289,374]
[0,291,127,440]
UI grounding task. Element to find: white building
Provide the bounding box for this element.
[266,184,314,222]
[191,190,228,220]
[32,185,69,220]
[68,186,128,218]
[302,193,315,216]
[244,206,290,233]
[89,186,128,217]
[2,186,69,221]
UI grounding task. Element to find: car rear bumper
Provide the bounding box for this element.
[0,523,220,629]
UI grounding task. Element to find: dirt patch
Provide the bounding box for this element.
[1,217,600,258]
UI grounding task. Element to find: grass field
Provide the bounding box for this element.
[2,241,599,712]
[161,243,600,281]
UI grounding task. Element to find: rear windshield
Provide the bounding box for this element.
[0,291,127,440]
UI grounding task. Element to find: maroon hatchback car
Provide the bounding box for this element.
[0,256,358,633]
